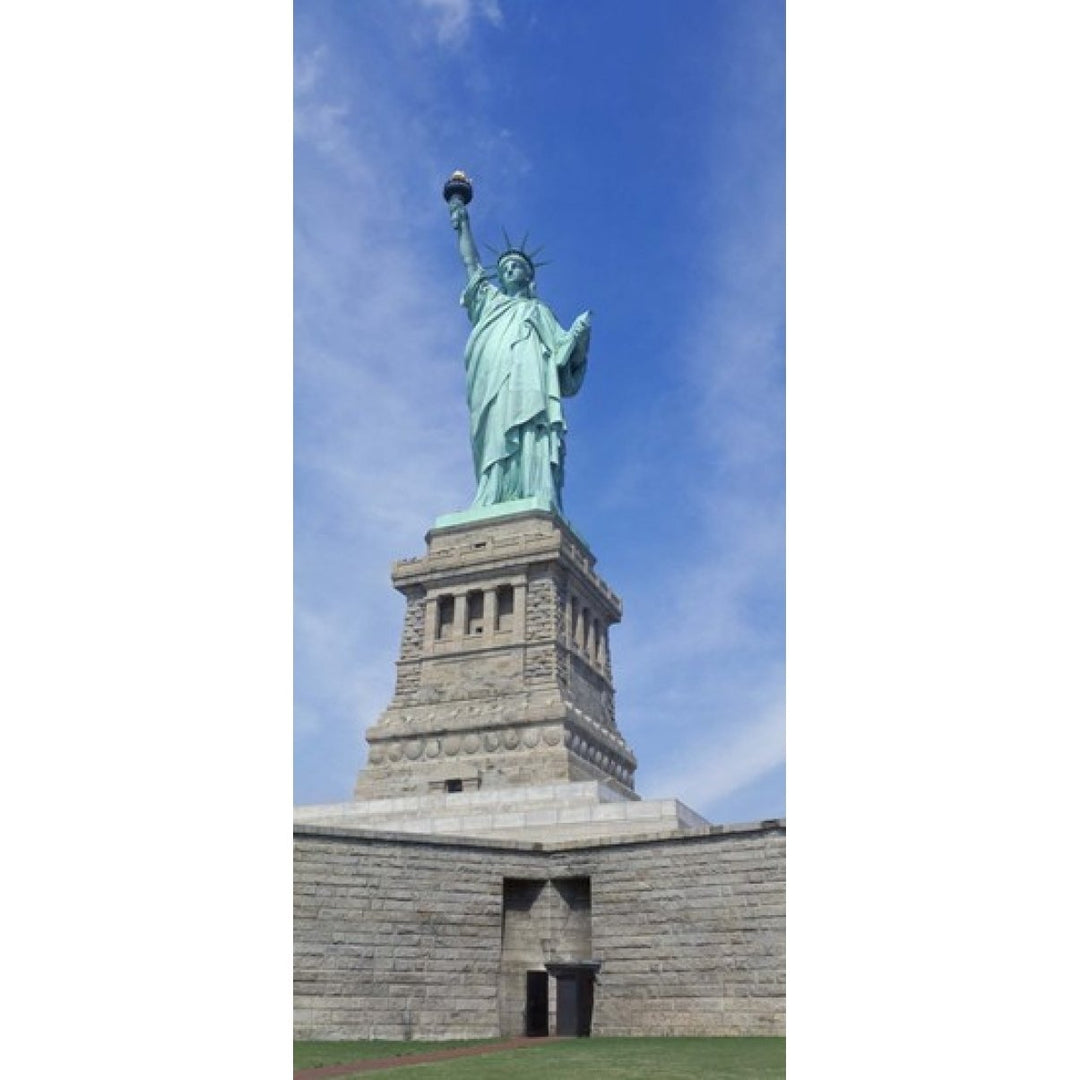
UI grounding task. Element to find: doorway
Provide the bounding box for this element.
[546,962,600,1037]
[524,970,549,1036]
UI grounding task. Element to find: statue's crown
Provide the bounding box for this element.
[490,230,547,276]
[497,248,537,273]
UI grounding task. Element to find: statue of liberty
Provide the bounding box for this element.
[444,172,591,514]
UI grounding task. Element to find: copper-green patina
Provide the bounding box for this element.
[446,174,591,516]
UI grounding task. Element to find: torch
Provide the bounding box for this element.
[443,170,473,218]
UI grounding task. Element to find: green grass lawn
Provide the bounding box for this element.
[295,1037,785,1078]
[294,1038,499,1069]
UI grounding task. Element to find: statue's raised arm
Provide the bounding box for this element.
[442,171,591,516]
[444,171,481,279]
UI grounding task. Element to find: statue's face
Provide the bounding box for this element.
[498,256,533,295]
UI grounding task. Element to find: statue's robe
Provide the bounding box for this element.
[461,268,588,510]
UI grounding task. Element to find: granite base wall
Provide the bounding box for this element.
[294,823,784,1040]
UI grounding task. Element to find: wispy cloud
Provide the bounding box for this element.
[613,26,785,820]
[415,0,503,46]
[294,40,461,794]
[293,16,518,801]
[643,683,785,813]
[620,284,783,816]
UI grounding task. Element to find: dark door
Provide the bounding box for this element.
[555,973,580,1036]
[525,971,549,1036]
[548,963,599,1037]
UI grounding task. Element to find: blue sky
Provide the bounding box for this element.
[294,0,785,823]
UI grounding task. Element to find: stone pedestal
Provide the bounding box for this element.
[354,508,638,800]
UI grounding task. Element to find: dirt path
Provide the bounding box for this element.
[295,1037,552,1077]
